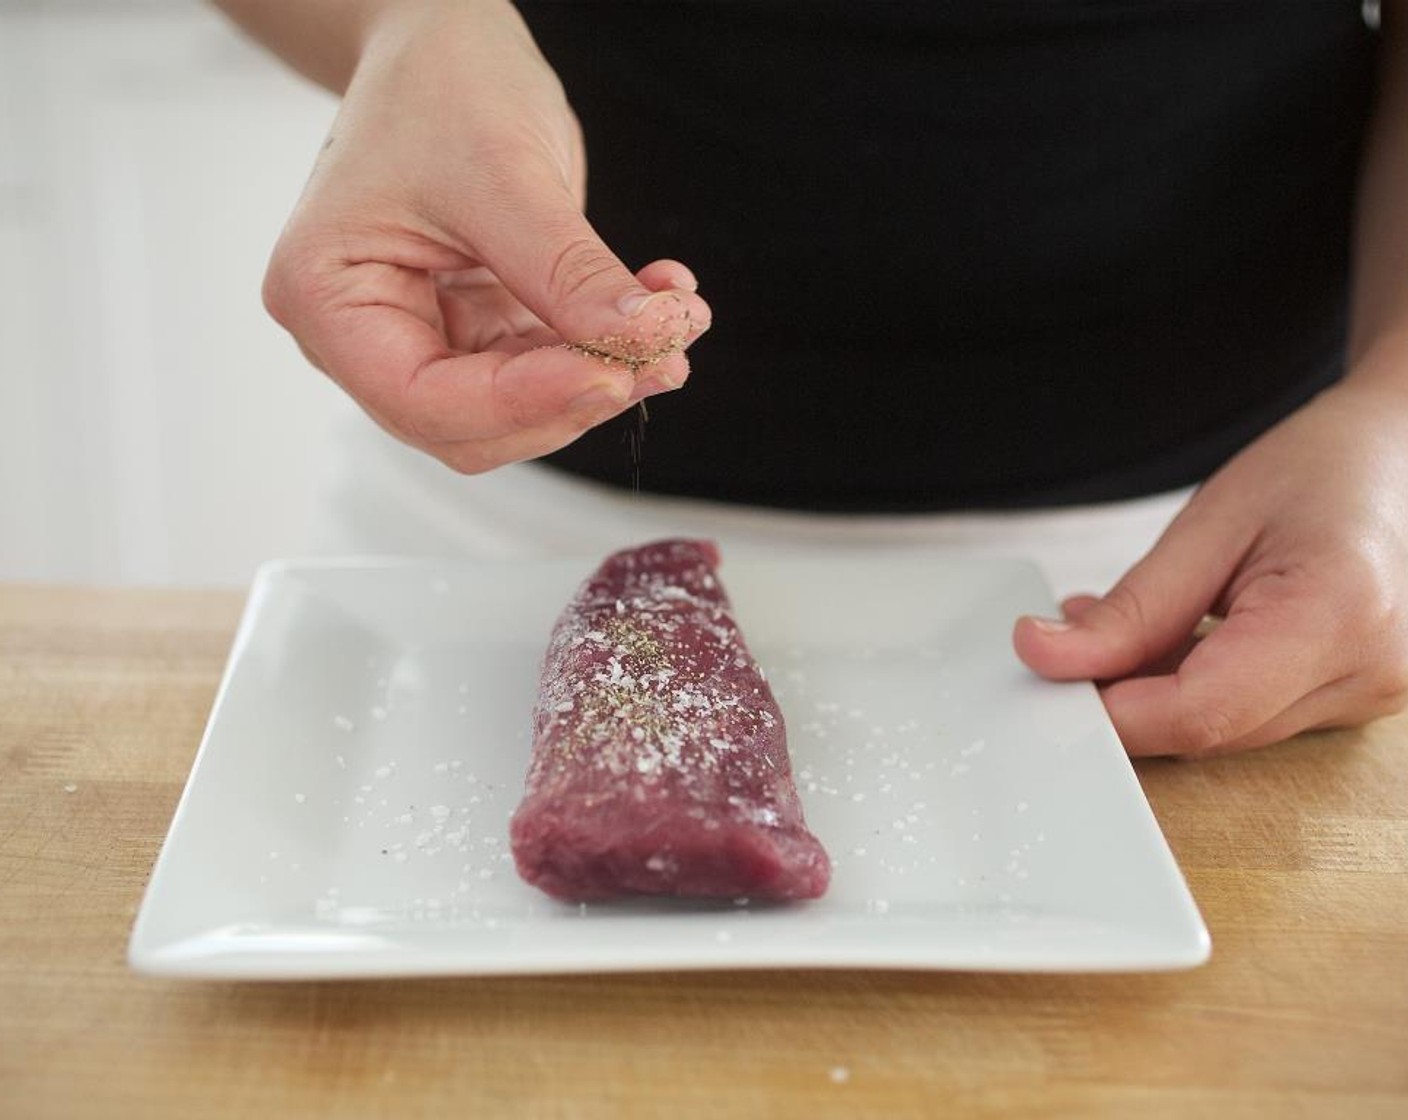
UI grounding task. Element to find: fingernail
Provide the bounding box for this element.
[569,383,629,417]
[616,289,662,318]
[1194,614,1224,639]
[655,358,688,389]
[628,375,681,404]
[1026,615,1073,634]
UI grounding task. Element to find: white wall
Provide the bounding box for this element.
[0,0,347,586]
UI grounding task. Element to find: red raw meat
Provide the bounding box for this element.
[510,539,831,902]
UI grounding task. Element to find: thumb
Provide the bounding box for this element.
[471,175,710,362]
[1013,504,1249,681]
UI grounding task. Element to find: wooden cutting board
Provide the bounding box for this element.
[1,583,1405,1118]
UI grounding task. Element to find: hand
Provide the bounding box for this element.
[1013,380,1408,757]
[261,0,711,473]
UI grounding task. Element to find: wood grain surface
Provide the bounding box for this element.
[1,584,1405,1119]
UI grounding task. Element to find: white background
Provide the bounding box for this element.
[0,0,346,586]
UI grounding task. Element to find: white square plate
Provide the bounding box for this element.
[130,555,1209,978]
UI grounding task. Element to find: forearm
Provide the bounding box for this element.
[210,0,525,94]
[208,0,395,92]
[1348,1,1408,388]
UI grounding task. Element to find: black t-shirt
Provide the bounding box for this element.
[518,1,1380,511]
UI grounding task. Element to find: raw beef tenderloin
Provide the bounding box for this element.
[510,539,831,902]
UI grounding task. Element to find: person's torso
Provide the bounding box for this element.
[518,0,1380,510]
